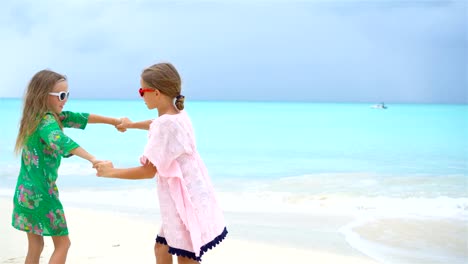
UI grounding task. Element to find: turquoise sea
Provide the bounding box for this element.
[0,98,467,263]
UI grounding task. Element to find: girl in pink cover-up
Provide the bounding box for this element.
[96,62,227,263]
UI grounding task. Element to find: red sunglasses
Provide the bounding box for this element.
[139,88,156,97]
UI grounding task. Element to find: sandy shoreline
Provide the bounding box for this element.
[0,197,379,264]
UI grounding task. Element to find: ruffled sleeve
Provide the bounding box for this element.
[38,113,80,157]
[141,117,193,177]
[58,111,89,129]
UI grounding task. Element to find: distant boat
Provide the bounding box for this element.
[371,102,387,109]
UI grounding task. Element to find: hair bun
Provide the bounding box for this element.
[175,94,185,110]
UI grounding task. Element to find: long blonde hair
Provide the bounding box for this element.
[14,70,67,154]
[141,62,185,110]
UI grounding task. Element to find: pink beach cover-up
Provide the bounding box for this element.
[140,111,227,261]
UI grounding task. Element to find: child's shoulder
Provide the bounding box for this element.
[151,115,176,130]
[41,112,56,121]
[156,111,188,122]
[40,110,74,124]
[37,112,58,129]
[151,111,190,130]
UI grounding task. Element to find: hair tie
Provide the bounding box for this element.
[176,95,185,100]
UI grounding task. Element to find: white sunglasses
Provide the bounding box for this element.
[49,91,70,101]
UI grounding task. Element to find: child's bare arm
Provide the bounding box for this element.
[96,161,157,180]
[69,147,101,166]
[117,118,152,131]
[88,114,121,126]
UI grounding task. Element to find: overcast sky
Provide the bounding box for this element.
[0,0,466,103]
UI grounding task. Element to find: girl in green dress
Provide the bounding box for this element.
[12,69,123,264]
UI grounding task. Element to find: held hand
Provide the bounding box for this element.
[116,117,132,132]
[114,118,126,132]
[90,158,104,168]
[95,161,115,177]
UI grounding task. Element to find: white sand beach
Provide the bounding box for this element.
[0,198,380,264]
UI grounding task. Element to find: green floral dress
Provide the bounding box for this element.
[12,111,89,236]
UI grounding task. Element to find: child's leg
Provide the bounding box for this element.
[154,243,173,264]
[25,233,44,264]
[177,256,199,264]
[49,235,71,264]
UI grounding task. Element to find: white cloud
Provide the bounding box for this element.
[0,0,466,102]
